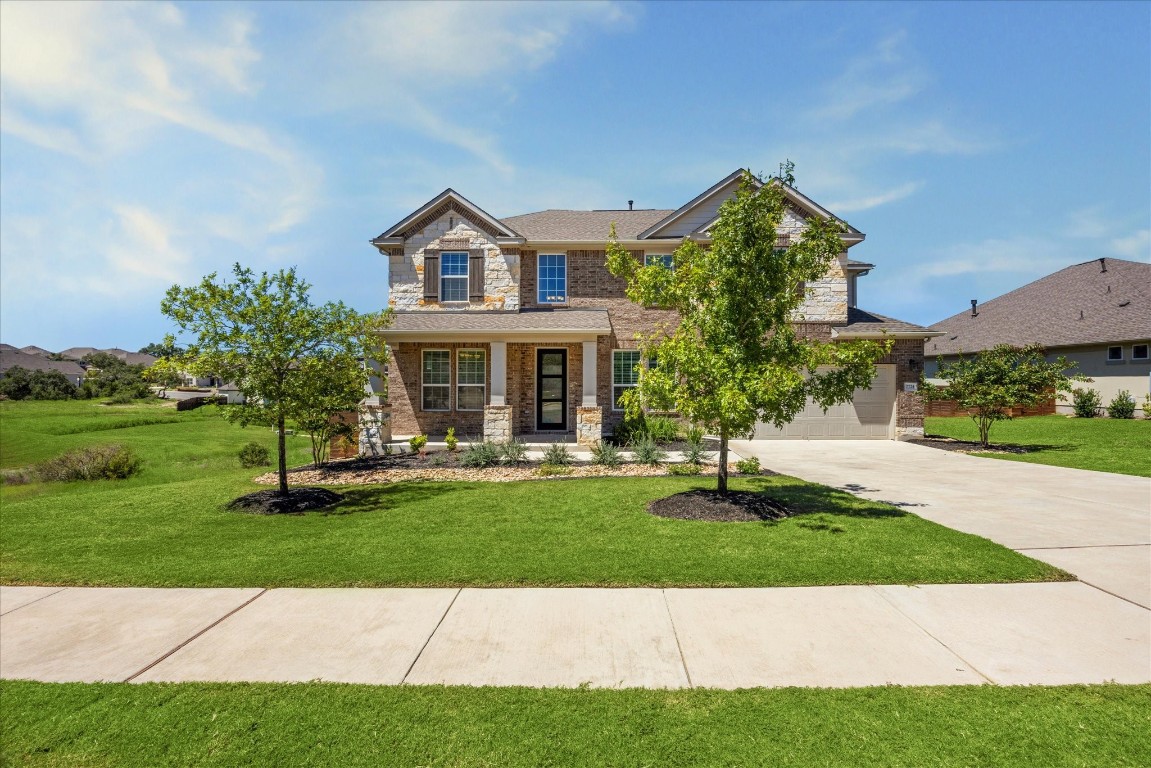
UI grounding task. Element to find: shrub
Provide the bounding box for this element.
[1072,388,1102,418]
[1144,394,1151,420]
[1,468,36,485]
[238,442,271,468]
[589,440,622,467]
[1108,390,1136,420]
[460,441,501,468]
[445,427,459,452]
[683,426,713,465]
[667,462,701,476]
[36,444,141,482]
[630,435,667,466]
[644,415,681,444]
[542,442,574,466]
[409,434,429,454]
[429,454,447,467]
[499,438,529,465]
[105,391,137,405]
[735,456,761,475]
[535,462,572,476]
[613,414,646,445]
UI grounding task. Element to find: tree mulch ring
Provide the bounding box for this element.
[910,436,1033,455]
[227,487,344,515]
[648,489,790,522]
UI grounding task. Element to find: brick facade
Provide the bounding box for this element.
[388,342,491,438]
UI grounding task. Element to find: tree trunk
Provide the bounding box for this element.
[978,416,991,448]
[717,428,729,495]
[277,413,288,496]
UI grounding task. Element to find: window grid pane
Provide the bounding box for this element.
[1133,344,1149,360]
[457,349,485,410]
[645,254,674,270]
[613,350,641,385]
[422,350,450,410]
[538,254,567,304]
[441,252,468,302]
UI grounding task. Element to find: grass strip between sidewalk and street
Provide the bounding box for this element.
[3,680,1149,767]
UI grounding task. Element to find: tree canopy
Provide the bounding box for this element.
[160,264,389,495]
[922,343,1086,446]
[606,169,891,492]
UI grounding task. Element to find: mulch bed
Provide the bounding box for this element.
[227,487,344,515]
[648,489,789,523]
[909,436,1033,455]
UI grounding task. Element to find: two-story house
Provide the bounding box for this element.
[372,170,938,446]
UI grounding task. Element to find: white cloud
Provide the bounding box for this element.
[306,0,633,175]
[810,32,929,122]
[826,182,923,213]
[1111,229,1151,260]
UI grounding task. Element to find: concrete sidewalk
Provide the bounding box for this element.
[2,583,1148,688]
[732,440,1151,608]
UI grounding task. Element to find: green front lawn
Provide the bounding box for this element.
[926,415,1151,477]
[4,681,1148,767]
[0,400,1065,587]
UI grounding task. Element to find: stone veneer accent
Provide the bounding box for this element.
[357,404,393,456]
[575,406,602,446]
[388,214,519,312]
[483,405,511,442]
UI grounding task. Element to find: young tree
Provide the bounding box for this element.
[606,169,891,493]
[922,344,1085,447]
[161,264,389,495]
[291,353,371,469]
[80,352,151,399]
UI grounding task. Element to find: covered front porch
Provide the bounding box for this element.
[379,310,612,446]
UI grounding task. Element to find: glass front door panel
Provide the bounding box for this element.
[536,349,567,431]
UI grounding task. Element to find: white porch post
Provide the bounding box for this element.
[582,340,597,406]
[490,341,507,406]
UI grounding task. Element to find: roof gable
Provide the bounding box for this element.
[373,189,522,243]
[637,169,863,241]
[928,258,1151,355]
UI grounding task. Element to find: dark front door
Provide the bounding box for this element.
[536,349,567,431]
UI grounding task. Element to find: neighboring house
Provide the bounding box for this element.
[0,349,85,387]
[372,170,940,445]
[18,345,51,357]
[925,258,1151,416]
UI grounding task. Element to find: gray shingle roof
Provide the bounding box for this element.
[0,350,85,379]
[386,309,612,334]
[928,258,1150,355]
[833,307,940,337]
[500,210,674,241]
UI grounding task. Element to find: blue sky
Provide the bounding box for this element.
[2,0,1148,351]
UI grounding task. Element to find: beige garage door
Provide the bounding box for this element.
[753,365,895,440]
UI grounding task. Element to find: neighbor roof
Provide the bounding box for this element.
[0,349,85,380]
[500,209,673,242]
[928,258,1150,356]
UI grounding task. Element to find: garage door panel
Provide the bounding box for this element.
[753,366,895,440]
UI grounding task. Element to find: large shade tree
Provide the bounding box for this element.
[161,264,389,495]
[606,169,892,493]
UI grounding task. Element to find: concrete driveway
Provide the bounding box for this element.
[731,440,1151,608]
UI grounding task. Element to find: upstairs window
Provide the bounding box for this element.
[457,349,486,411]
[613,350,642,410]
[538,254,567,304]
[1132,344,1149,361]
[1107,346,1123,361]
[421,350,450,411]
[440,252,468,302]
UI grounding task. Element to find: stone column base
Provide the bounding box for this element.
[895,426,924,441]
[576,406,603,447]
[484,405,511,443]
[357,404,393,457]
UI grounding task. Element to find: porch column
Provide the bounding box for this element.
[484,341,511,442]
[581,341,597,406]
[490,341,507,406]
